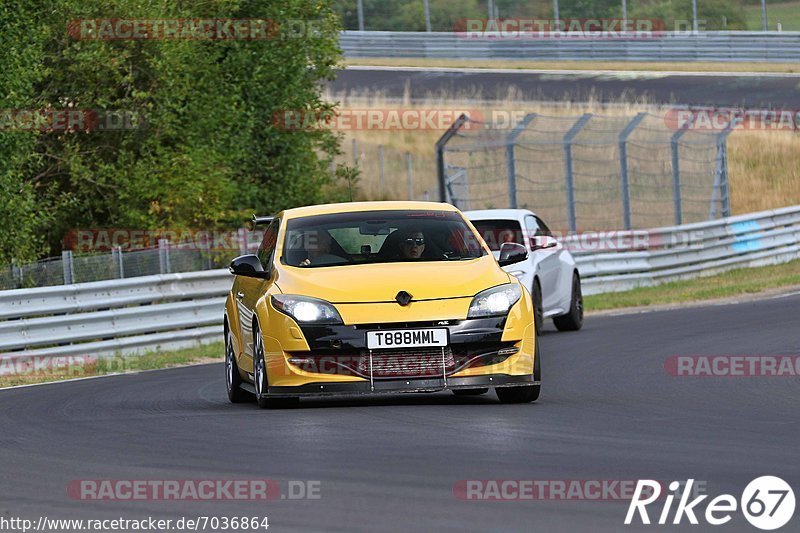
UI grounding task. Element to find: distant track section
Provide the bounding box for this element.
[330,66,800,107]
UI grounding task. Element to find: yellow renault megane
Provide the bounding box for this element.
[224,201,540,408]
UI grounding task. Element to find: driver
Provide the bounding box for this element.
[397,229,426,259]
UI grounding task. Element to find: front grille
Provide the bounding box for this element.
[288,342,515,379]
[358,348,456,378]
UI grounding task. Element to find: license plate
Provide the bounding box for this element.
[366,328,448,350]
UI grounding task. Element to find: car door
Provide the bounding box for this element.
[525,215,562,313]
[236,218,279,373]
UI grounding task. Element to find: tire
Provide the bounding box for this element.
[496,337,541,404]
[452,388,489,396]
[532,279,544,336]
[553,272,583,332]
[225,323,249,403]
[253,322,299,409]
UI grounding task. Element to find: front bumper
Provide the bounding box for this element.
[262,316,536,393]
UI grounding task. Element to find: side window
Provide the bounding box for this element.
[533,216,552,237]
[256,218,280,271]
[524,215,541,241]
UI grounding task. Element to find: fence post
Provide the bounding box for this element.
[12,261,22,288]
[670,131,688,227]
[378,145,385,196]
[670,111,698,226]
[710,124,733,219]
[113,246,125,278]
[406,152,414,200]
[238,227,248,255]
[718,129,732,218]
[435,113,469,203]
[62,250,74,284]
[563,113,593,232]
[158,239,171,274]
[619,112,647,231]
[505,113,537,210]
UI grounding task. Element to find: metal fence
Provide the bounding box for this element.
[1,233,265,291]
[2,205,798,360]
[340,31,800,62]
[437,112,730,231]
[341,139,438,201]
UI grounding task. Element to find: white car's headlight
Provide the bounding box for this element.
[271,295,343,324]
[467,283,522,318]
[508,269,526,280]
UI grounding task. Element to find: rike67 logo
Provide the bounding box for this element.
[626,477,795,530]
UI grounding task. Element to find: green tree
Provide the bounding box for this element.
[1,0,352,260]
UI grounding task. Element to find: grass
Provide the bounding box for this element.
[585,259,800,311]
[346,57,800,74]
[0,341,222,389]
[744,1,800,30]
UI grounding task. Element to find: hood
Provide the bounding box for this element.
[275,255,509,303]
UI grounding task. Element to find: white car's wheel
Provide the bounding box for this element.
[553,272,583,331]
[532,279,543,335]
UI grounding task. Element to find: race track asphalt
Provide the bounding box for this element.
[330,67,800,108]
[1,292,799,532]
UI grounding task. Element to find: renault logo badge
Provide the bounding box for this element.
[395,291,413,306]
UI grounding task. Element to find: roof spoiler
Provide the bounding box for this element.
[251,214,274,227]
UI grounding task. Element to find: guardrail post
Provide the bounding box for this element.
[563,113,592,232]
[158,239,171,274]
[61,250,74,285]
[505,113,537,210]
[436,113,469,203]
[113,246,125,279]
[619,112,648,231]
[406,152,413,200]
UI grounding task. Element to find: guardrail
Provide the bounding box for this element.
[0,270,230,359]
[573,205,800,295]
[340,31,800,62]
[1,206,799,361]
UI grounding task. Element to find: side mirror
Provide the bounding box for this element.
[530,235,558,251]
[229,254,268,278]
[498,242,528,267]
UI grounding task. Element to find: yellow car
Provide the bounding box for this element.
[224,201,540,408]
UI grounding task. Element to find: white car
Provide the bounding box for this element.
[465,209,583,333]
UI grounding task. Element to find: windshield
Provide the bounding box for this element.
[282,210,486,267]
[470,219,525,251]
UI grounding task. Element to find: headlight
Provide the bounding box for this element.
[271,295,343,324]
[467,283,522,318]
